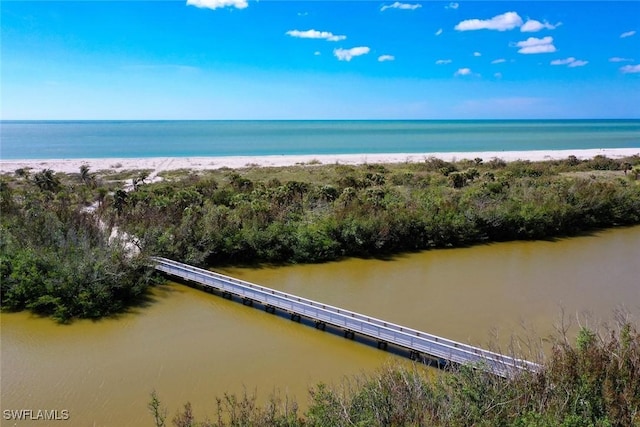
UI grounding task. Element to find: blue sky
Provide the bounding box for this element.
[1,1,639,119]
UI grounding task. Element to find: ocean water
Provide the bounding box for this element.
[1,120,639,160]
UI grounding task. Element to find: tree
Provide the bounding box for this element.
[285,181,309,206]
[464,168,480,182]
[566,155,581,166]
[97,187,108,209]
[132,171,150,191]
[79,164,97,189]
[229,173,253,192]
[319,185,339,202]
[80,164,90,184]
[338,187,357,207]
[138,170,150,184]
[113,189,128,215]
[448,172,465,188]
[33,169,60,193]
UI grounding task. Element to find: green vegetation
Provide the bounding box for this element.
[151,321,640,426]
[1,155,639,321]
[0,168,159,322]
[118,154,640,267]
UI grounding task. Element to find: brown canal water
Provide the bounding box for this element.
[2,226,639,426]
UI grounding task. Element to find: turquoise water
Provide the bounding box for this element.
[1,120,639,160]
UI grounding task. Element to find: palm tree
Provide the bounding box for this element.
[80,164,90,184]
[137,170,149,184]
[113,189,128,215]
[319,185,339,202]
[338,187,357,207]
[33,169,60,192]
[131,171,150,191]
[448,171,465,189]
[285,181,309,204]
[97,187,108,210]
[79,164,96,188]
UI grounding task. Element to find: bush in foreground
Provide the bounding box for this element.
[151,321,640,426]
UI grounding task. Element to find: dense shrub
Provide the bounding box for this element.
[112,156,640,267]
[2,156,639,321]
[0,174,159,322]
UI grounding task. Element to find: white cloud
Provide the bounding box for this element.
[455,12,562,34]
[491,58,506,64]
[550,57,576,65]
[446,2,459,9]
[286,29,346,42]
[494,72,503,79]
[314,51,321,56]
[378,55,395,62]
[435,28,443,36]
[515,36,556,54]
[620,64,640,74]
[473,52,482,57]
[550,57,588,67]
[186,0,248,10]
[455,12,522,32]
[620,30,636,38]
[568,60,588,68]
[454,67,473,76]
[609,57,634,63]
[436,59,452,65]
[381,2,421,12]
[334,46,370,61]
[520,19,560,32]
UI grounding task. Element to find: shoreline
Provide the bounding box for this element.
[1,148,638,175]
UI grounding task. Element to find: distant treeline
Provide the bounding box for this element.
[1,154,639,321]
[150,321,640,426]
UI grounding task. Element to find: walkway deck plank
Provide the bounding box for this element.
[153,257,539,377]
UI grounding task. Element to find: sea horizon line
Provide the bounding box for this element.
[2,118,640,123]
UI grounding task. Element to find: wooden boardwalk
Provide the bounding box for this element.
[153,257,540,377]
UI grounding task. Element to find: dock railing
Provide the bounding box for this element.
[153,257,540,377]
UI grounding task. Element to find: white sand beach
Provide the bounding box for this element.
[1,148,638,175]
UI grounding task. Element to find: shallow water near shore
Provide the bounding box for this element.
[2,226,639,426]
[1,119,639,159]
